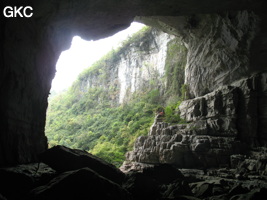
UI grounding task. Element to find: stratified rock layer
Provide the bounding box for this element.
[121,72,267,171]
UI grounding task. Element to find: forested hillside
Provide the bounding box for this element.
[45,27,188,167]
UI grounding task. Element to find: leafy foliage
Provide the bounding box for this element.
[46,86,158,167]
[163,101,186,124]
[164,38,188,102]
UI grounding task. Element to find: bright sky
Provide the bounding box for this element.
[51,22,145,92]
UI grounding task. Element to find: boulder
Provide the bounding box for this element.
[30,167,131,200]
[235,149,267,176]
[141,164,184,185]
[123,164,187,199]
[39,145,125,185]
[230,188,267,200]
[230,154,246,169]
[190,179,231,199]
[120,161,155,173]
[228,184,249,196]
[123,171,159,200]
[162,180,192,198]
[0,163,56,199]
[192,182,213,198]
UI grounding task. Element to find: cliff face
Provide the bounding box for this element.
[77,28,176,104]
[184,11,260,97]
[138,11,267,98]
[117,30,173,103]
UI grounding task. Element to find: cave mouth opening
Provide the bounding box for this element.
[49,22,146,95]
[45,22,146,153]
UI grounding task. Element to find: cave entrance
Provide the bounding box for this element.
[50,22,145,95]
[45,22,146,166]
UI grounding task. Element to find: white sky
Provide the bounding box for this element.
[51,22,145,92]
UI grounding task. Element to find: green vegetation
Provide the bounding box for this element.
[46,27,188,167]
[164,38,188,102]
[164,101,181,124]
[46,86,158,167]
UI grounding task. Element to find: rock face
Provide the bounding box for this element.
[117,30,173,103]
[121,72,267,171]
[139,11,267,98]
[183,11,261,98]
[78,28,175,104]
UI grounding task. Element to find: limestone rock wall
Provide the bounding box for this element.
[117,30,173,103]
[139,11,267,98]
[184,11,260,97]
[78,28,174,104]
[121,72,267,171]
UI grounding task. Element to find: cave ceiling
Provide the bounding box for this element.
[31,0,266,45]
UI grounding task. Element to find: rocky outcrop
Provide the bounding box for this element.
[139,11,267,98]
[121,72,267,171]
[183,11,261,98]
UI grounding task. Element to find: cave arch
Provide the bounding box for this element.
[0,0,266,166]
